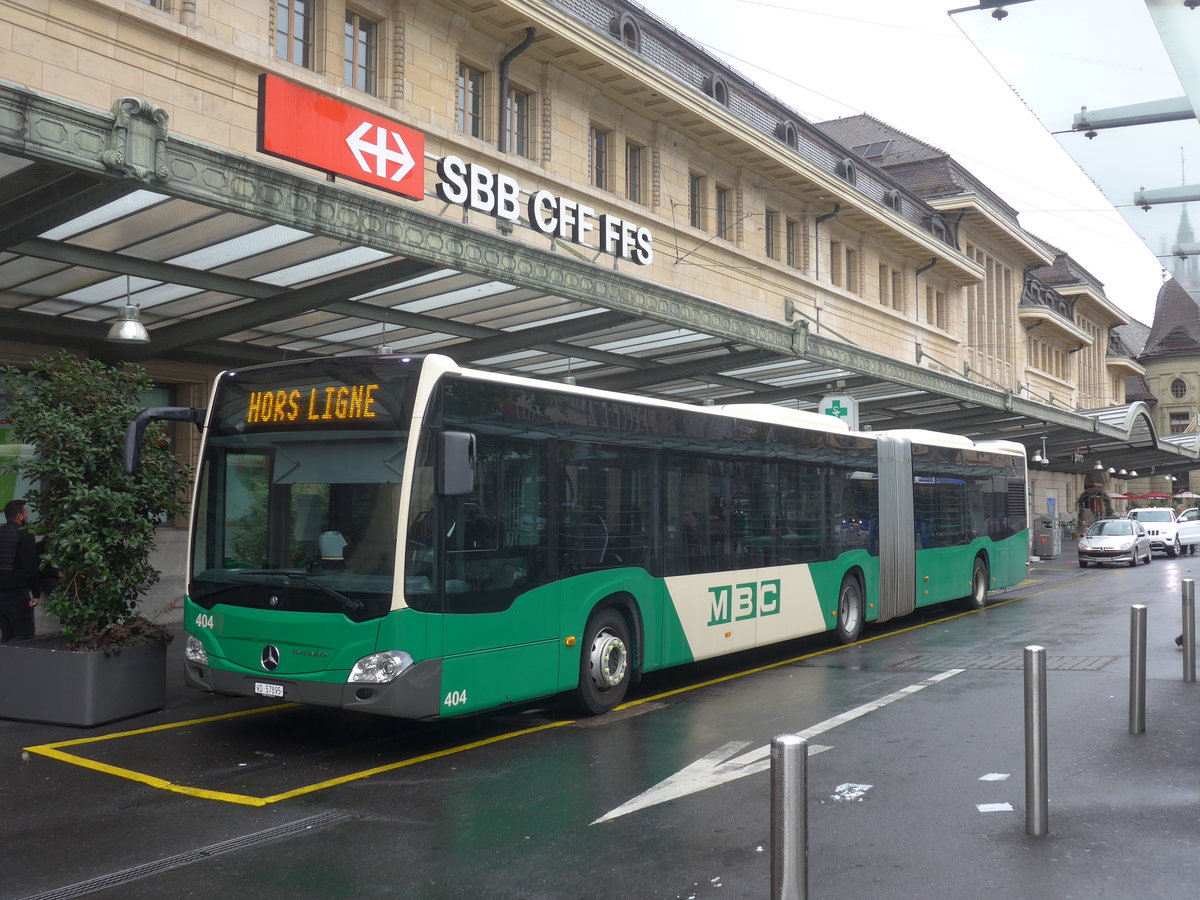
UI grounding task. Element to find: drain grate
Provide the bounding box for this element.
[22,810,352,900]
[893,654,1118,672]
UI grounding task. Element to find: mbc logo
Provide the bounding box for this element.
[708,579,781,626]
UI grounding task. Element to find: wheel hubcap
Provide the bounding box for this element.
[588,629,627,689]
[840,588,859,631]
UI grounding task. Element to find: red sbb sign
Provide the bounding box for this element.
[257,74,426,200]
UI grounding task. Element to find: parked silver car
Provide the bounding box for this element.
[1078,518,1152,568]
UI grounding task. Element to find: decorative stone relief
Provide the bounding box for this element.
[100,98,169,183]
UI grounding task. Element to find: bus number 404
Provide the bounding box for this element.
[708,579,780,626]
[443,690,468,708]
[195,613,215,630]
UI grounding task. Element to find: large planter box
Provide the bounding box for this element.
[0,638,167,727]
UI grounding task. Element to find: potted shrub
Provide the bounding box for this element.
[0,352,191,725]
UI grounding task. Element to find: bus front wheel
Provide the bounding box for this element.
[836,575,864,644]
[575,608,632,715]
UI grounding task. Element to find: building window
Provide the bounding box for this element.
[617,14,642,51]
[786,219,800,268]
[1171,378,1187,399]
[715,186,731,239]
[891,270,905,312]
[456,64,485,139]
[776,120,798,149]
[845,247,859,293]
[626,143,643,204]
[506,86,530,156]
[344,11,377,94]
[879,264,890,306]
[926,286,947,331]
[837,157,857,186]
[764,209,778,259]
[1171,411,1191,434]
[706,75,729,107]
[689,174,705,229]
[276,0,314,68]
[590,125,609,189]
[830,241,843,286]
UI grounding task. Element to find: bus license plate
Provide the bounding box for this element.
[254,682,284,698]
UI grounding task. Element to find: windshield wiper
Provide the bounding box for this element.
[231,569,364,613]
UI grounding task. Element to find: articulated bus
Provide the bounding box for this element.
[136,354,1027,719]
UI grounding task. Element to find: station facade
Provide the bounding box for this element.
[1,0,1193,593]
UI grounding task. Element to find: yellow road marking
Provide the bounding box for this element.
[25,702,574,807]
[25,578,1072,805]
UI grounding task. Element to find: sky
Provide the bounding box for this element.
[633,0,1172,325]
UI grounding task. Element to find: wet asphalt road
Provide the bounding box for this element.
[4,546,1200,899]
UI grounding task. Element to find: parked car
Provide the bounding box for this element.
[1127,507,1200,557]
[1078,517,1152,568]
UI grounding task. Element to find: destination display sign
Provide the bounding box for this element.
[245,383,381,427]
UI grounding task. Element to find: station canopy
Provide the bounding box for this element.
[0,80,1196,476]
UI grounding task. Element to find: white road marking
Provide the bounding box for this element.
[977,802,1014,813]
[979,772,1010,781]
[592,668,964,823]
[832,782,873,802]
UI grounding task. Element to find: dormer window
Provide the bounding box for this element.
[885,189,903,213]
[928,213,949,241]
[705,74,729,107]
[775,120,798,149]
[837,157,858,186]
[609,13,642,52]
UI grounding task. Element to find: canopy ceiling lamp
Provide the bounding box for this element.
[1032,435,1050,465]
[105,275,150,344]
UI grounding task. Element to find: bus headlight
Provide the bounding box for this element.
[348,650,414,684]
[185,634,208,665]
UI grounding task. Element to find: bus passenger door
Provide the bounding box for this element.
[436,439,559,710]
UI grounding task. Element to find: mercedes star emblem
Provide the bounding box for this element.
[261,645,281,671]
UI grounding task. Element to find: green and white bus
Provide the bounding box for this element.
[145,353,1026,719]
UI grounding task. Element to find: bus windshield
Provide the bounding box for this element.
[189,361,415,621]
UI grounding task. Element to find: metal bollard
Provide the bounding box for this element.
[1183,580,1195,683]
[771,734,808,900]
[1024,645,1048,837]
[1130,604,1147,734]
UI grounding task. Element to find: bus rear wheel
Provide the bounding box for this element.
[835,575,864,644]
[965,557,989,610]
[575,608,632,715]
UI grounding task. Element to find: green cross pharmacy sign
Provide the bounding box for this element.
[818,394,859,431]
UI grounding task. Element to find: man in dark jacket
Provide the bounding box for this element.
[0,499,39,642]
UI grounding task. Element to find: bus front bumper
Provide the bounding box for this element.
[183,656,443,719]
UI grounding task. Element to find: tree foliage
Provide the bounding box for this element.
[1,353,191,644]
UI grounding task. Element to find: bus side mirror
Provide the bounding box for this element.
[439,431,476,496]
[124,407,205,475]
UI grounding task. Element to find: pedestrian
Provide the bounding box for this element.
[0,499,40,642]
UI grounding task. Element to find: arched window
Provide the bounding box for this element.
[885,189,903,213]
[609,13,642,52]
[928,213,949,242]
[705,74,729,107]
[1171,377,1187,399]
[837,157,857,186]
[775,120,798,149]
